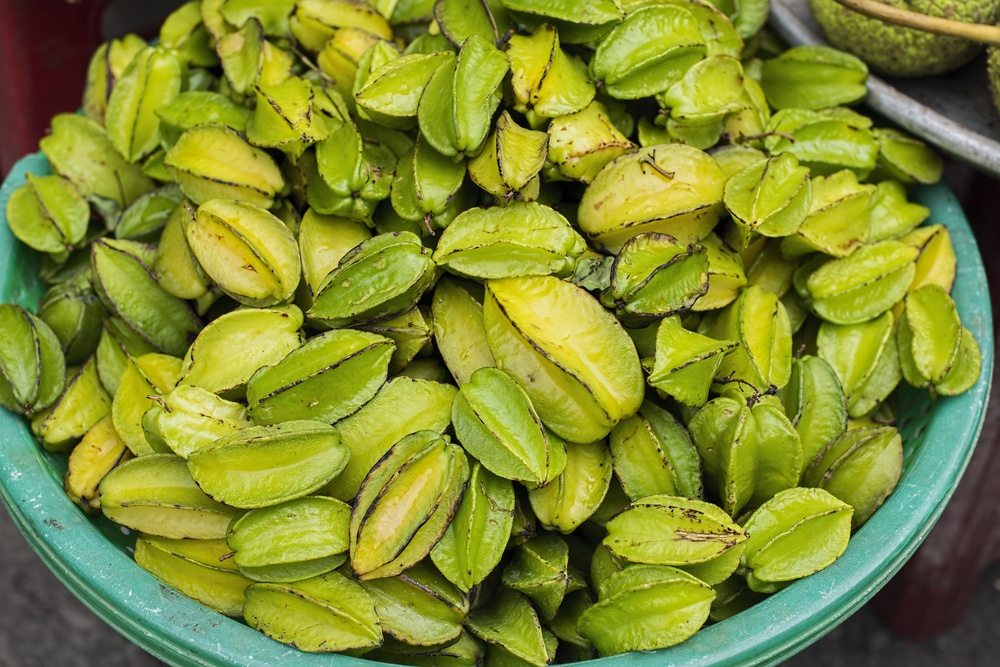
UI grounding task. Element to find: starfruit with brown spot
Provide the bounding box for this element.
[577,143,727,254]
[609,399,704,501]
[99,452,241,539]
[350,430,470,580]
[64,414,132,513]
[545,101,633,185]
[484,275,645,443]
[780,169,874,259]
[186,198,300,307]
[604,494,747,571]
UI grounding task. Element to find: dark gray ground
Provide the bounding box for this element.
[1,500,999,667]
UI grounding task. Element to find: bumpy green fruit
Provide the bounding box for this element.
[809,0,1000,77]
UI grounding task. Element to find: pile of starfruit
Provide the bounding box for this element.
[0,0,984,662]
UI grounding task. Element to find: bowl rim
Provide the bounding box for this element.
[0,150,994,667]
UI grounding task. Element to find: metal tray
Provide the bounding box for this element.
[769,0,1000,179]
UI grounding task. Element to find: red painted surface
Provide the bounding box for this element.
[0,0,111,176]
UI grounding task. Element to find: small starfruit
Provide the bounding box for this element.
[609,399,704,500]
[227,495,351,582]
[431,461,515,593]
[135,534,251,617]
[99,453,241,539]
[350,430,470,579]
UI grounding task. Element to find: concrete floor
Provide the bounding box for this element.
[2,501,999,667]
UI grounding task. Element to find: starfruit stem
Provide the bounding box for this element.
[736,131,796,144]
[638,152,675,181]
[423,213,436,237]
[832,0,1000,46]
[714,375,766,406]
[219,551,236,562]
[147,395,171,412]
[289,43,335,85]
[497,28,516,50]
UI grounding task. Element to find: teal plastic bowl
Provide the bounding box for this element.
[0,151,994,666]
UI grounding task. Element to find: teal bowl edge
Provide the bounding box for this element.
[0,150,994,667]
